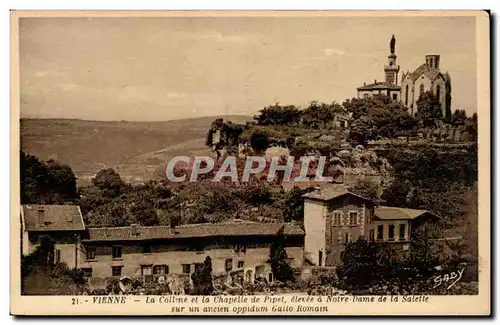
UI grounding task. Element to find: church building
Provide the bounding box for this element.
[357,35,401,101]
[400,55,452,117]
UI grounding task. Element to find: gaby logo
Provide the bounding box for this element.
[165,155,341,183]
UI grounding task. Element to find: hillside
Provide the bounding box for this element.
[20,116,252,184]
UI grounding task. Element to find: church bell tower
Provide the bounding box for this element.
[384,35,400,85]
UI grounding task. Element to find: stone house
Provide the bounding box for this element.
[303,184,440,266]
[21,205,86,269]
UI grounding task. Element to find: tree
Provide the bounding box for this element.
[21,237,85,295]
[344,95,415,144]
[416,91,443,128]
[343,95,393,120]
[20,151,79,204]
[336,237,402,288]
[451,109,467,127]
[269,227,295,282]
[249,130,270,154]
[131,203,159,226]
[348,116,377,146]
[445,73,453,122]
[283,187,309,223]
[190,256,214,295]
[464,113,477,141]
[372,101,416,139]
[91,168,125,197]
[302,101,343,129]
[254,103,302,126]
[348,178,380,202]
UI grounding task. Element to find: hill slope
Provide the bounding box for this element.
[20,116,252,184]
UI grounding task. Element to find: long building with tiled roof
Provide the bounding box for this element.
[20,184,440,280]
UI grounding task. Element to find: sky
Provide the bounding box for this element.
[19,15,477,121]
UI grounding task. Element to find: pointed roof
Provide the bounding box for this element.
[408,63,444,82]
[302,183,372,202]
[22,205,85,231]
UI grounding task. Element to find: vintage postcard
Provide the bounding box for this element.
[10,10,490,316]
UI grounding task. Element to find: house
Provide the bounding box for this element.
[302,184,440,266]
[78,220,304,281]
[21,205,86,269]
[357,36,401,101]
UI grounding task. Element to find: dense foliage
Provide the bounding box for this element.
[191,256,215,295]
[269,227,295,282]
[21,238,85,295]
[20,150,79,204]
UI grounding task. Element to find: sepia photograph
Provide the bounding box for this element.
[10,10,490,315]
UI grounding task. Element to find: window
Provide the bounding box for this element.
[54,249,61,263]
[419,84,425,98]
[399,224,406,240]
[405,85,409,105]
[141,265,152,276]
[318,251,323,266]
[112,246,122,259]
[344,233,350,244]
[436,85,441,102]
[86,247,96,260]
[268,273,274,282]
[333,212,341,226]
[142,245,151,254]
[349,212,358,226]
[111,266,122,276]
[182,264,191,274]
[363,93,369,98]
[392,94,398,100]
[377,225,384,240]
[81,268,92,277]
[225,259,233,272]
[369,229,375,242]
[238,261,244,268]
[153,265,168,275]
[388,225,395,241]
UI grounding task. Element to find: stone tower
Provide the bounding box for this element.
[384,35,400,85]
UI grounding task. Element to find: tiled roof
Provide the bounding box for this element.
[375,206,439,220]
[407,63,443,82]
[357,81,401,91]
[22,205,85,231]
[302,184,371,202]
[84,221,304,242]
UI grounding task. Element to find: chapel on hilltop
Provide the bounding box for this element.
[357,35,452,118]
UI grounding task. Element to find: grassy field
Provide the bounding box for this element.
[20,116,251,184]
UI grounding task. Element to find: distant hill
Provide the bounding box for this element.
[20,116,252,184]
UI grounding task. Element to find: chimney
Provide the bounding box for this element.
[37,208,45,226]
[130,223,139,236]
[374,79,377,84]
[364,82,366,86]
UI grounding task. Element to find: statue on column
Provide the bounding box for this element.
[390,35,396,54]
